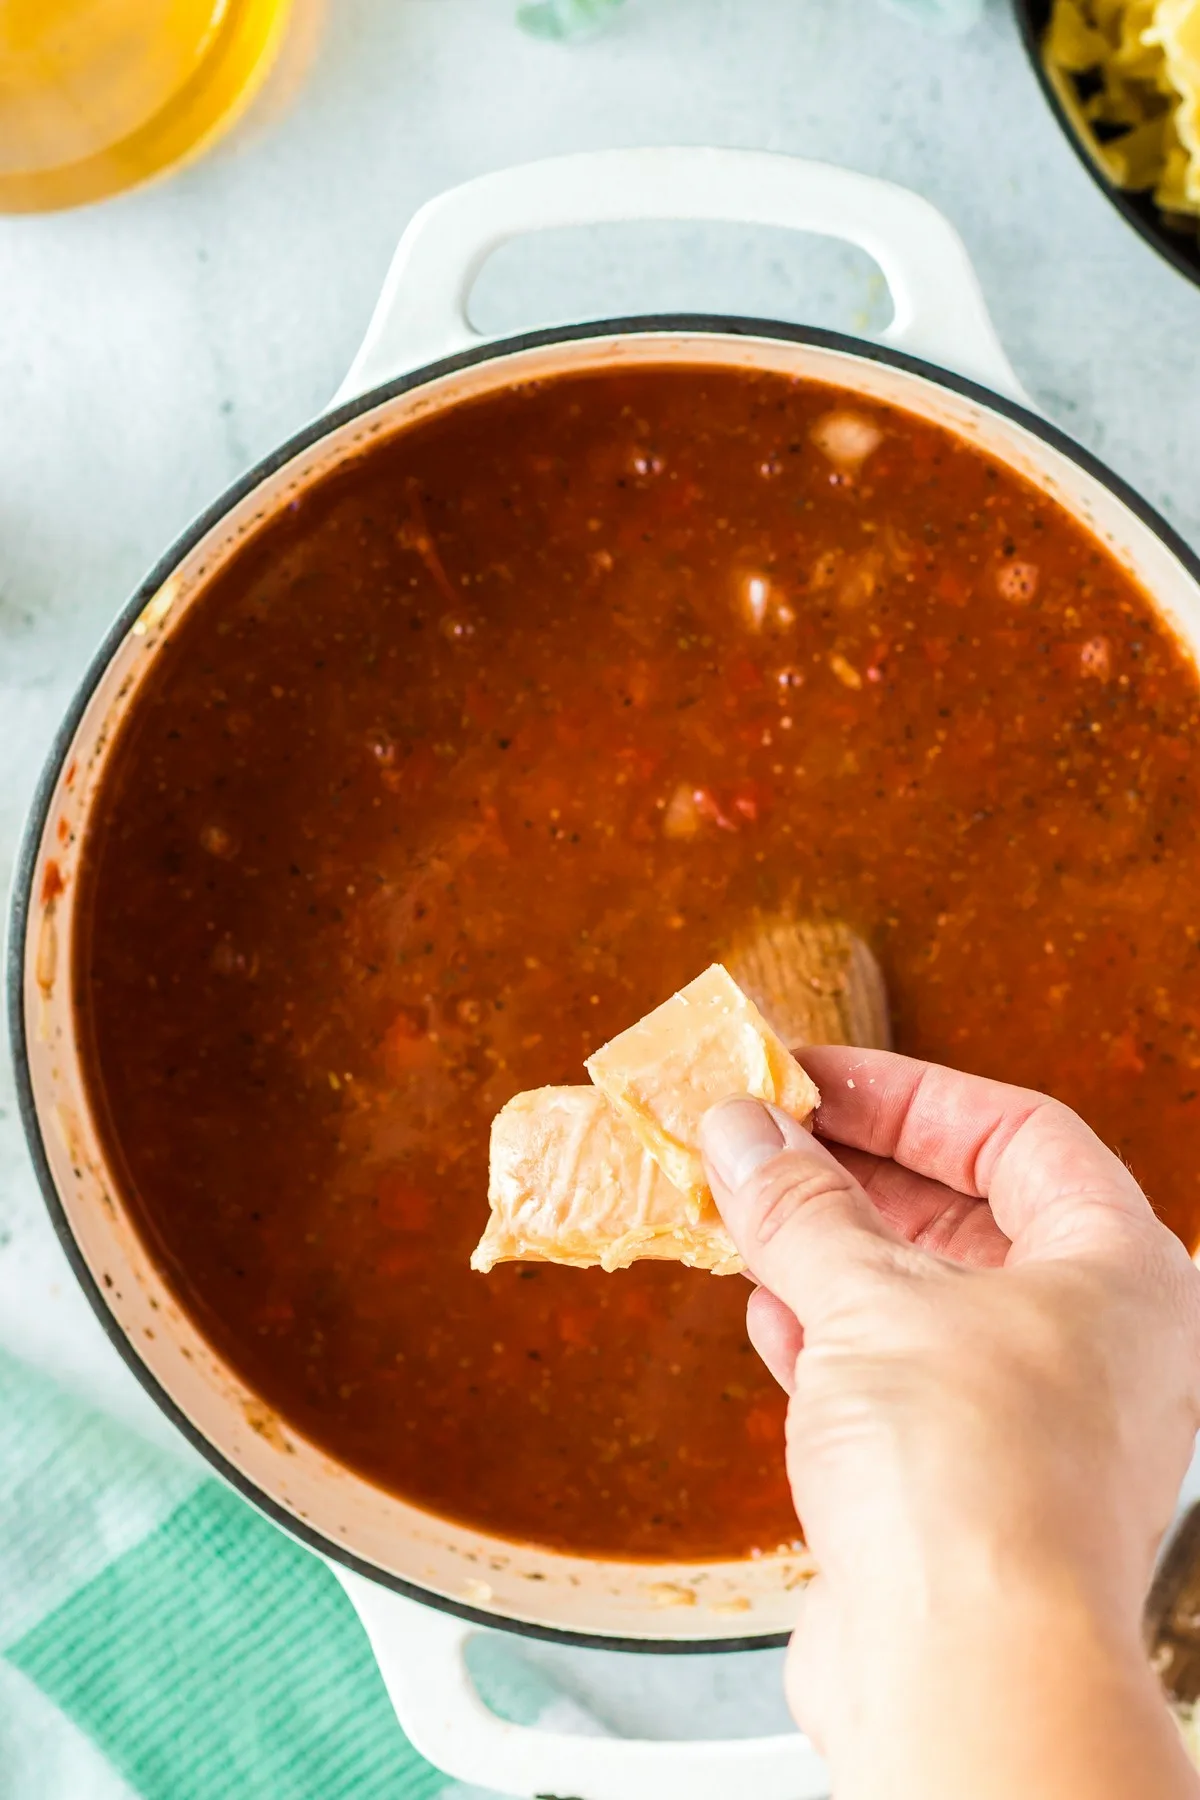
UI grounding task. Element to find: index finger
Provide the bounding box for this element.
[798,1045,1152,1251]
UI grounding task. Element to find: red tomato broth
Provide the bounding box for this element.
[74,364,1200,1561]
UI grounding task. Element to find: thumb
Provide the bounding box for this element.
[701,1097,904,1325]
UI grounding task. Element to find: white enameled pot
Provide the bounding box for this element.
[12,149,1200,1800]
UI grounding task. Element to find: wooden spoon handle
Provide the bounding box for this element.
[728,917,891,1051]
[1148,1501,1200,1707]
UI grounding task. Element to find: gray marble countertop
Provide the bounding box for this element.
[3,0,1200,1761]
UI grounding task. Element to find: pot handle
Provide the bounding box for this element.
[332,1567,830,1800]
[333,147,1026,407]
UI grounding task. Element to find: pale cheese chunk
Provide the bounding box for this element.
[585,963,819,1209]
[472,1086,743,1275]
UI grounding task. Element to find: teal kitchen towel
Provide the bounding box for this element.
[516,0,986,40]
[0,1346,594,1800]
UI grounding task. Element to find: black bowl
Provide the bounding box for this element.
[1013,0,1200,289]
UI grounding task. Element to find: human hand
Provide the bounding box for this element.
[701,1048,1200,1800]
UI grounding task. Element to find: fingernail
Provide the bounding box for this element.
[701,1098,785,1193]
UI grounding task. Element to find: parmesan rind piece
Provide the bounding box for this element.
[472,1086,743,1275]
[585,963,820,1210]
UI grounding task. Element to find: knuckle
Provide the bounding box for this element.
[743,1152,858,1252]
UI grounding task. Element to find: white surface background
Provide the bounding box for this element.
[3,0,1200,1753]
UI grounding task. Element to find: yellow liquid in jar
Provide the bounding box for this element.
[0,0,293,212]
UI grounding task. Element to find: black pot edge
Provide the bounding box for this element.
[10,309,1200,1656]
[1010,0,1200,293]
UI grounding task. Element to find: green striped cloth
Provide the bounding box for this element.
[514,0,984,38]
[0,1346,590,1799]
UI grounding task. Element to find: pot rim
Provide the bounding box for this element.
[11,310,1200,1654]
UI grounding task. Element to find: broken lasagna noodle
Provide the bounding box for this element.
[1044,0,1200,224]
